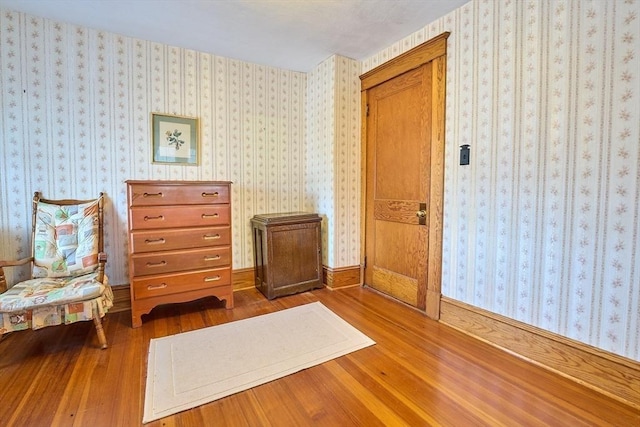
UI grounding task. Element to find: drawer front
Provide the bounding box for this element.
[132,267,231,300]
[130,226,230,253]
[131,246,231,276]
[128,183,229,206]
[130,205,230,229]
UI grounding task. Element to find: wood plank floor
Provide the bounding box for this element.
[1,286,638,426]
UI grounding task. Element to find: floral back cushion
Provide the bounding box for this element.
[32,199,100,278]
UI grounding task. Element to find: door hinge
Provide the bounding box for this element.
[366,104,369,116]
[363,256,367,268]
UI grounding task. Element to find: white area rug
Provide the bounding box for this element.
[143,302,375,423]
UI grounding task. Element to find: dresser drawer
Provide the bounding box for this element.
[129,205,230,229]
[130,226,230,253]
[132,267,231,300]
[128,182,230,206]
[131,246,231,276]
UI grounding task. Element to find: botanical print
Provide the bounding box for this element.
[165,128,186,150]
[161,125,189,153]
[151,114,198,164]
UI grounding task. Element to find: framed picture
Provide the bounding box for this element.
[151,113,199,165]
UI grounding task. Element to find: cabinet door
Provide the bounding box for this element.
[270,223,322,288]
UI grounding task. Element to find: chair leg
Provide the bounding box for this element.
[93,314,108,349]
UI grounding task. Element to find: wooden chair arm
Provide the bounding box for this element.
[0,257,33,293]
[0,257,33,268]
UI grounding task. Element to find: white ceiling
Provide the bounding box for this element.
[0,0,467,72]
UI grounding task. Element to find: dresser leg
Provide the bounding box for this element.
[224,295,234,309]
[131,314,142,328]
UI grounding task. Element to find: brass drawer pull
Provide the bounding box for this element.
[144,215,164,221]
[202,192,219,198]
[204,275,221,282]
[144,238,166,245]
[146,261,167,267]
[143,192,163,198]
[147,283,167,290]
[204,255,221,261]
[201,213,220,219]
[203,234,221,240]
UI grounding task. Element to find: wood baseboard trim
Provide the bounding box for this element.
[112,264,363,313]
[238,264,363,291]
[231,267,256,291]
[110,284,131,313]
[439,297,640,410]
[323,265,361,289]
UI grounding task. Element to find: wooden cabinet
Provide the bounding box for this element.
[251,212,323,299]
[126,180,233,328]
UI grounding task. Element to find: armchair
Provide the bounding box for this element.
[0,192,113,349]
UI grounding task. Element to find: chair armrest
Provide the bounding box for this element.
[0,257,33,268]
[0,257,33,293]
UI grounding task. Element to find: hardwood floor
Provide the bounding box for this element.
[1,286,638,426]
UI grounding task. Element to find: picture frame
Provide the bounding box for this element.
[151,113,199,165]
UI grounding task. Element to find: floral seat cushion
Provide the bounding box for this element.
[0,271,108,311]
[0,272,113,333]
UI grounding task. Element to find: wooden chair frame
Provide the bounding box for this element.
[0,192,109,348]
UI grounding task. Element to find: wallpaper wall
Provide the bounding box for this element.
[332,56,362,268]
[306,57,336,266]
[306,55,361,268]
[0,10,308,287]
[1,0,638,362]
[364,0,639,361]
[0,8,362,291]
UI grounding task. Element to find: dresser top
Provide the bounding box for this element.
[126,180,232,185]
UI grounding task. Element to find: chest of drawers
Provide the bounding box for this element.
[126,180,233,328]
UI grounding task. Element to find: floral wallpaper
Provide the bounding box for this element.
[306,56,336,266]
[306,55,361,268]
[1,0,638,363]
[0,10,307,288]
[333,56,362,268]
[0,8,361,291]
[365,0,639,361]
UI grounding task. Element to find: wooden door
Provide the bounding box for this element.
[360,34,448,318]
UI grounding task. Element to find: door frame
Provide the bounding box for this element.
[359,32,449,319]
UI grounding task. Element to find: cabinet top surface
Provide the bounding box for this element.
[252,212,321,224]
[126,180,232,185]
